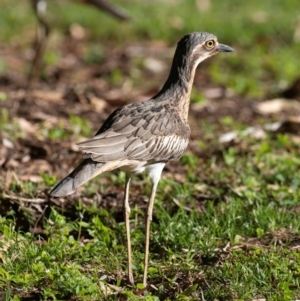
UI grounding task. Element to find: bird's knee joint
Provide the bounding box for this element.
[147,206,153,216]
[124,204,131,215]
[146,212,153,222]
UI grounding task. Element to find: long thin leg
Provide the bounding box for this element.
[143,164,164,287]
[124,174,134,285]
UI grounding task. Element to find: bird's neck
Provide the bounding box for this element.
[153,49,201,122]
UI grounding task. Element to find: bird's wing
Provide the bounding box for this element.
[77,102,190,162]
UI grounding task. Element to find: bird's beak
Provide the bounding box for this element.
[217,43,234,52]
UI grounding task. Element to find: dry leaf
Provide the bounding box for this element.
[143,57,166,74]
[196,0,211,12]
[19,175,43,183]
[69,23,87,40]
[2,138,14,149]
[17,118,38,134]
[219,127,266,143]
[255,98,300,115]
[32,90,63,102]
[88,94,108,113]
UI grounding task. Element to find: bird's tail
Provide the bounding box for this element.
[50,159,105,197]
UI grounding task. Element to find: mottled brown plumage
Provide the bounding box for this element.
[50,32,234,287]
[79,103,190,162]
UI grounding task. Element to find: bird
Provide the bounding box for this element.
[50,32,234,287]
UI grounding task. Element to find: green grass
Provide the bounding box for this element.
[1,133,300,300]
[1,0,300,300]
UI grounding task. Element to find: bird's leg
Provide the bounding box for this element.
[124,174,134,285]
[143,177,160,287]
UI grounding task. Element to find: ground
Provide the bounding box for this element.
[1,0,300,300]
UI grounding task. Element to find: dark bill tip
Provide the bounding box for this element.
[217,43,234,52]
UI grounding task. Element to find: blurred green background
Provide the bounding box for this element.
[1,0,300,97]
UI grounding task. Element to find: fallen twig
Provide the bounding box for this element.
[3,193,47,204]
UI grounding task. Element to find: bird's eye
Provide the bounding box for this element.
[205,40,215,49]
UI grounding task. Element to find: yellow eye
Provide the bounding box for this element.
[205,40,215,49]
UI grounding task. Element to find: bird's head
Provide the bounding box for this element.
[177,32,234,66]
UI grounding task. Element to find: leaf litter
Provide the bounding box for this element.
[2,34,300,229]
